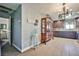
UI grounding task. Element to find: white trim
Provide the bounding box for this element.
[13,43,33,53]
[13,42,41,53]
[21,42,41,52]
[12,44,22,52]
[21,45,33,52]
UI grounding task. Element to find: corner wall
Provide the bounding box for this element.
[11,5,22,51]
[11,3,56,52]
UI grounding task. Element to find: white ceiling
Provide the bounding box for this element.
[27,3,79,20]
[0,3,79,11]
[45,3,79,20]
[0,3,79,12]
[0,3,20,10]
[0,3,79,20]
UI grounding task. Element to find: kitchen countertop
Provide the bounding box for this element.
[53,28,79,31]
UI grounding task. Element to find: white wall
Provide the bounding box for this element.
[22,4,42,50]
[21,3,59,51]
[0,17,9,24]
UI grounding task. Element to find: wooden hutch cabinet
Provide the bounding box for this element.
[41,17,53,44]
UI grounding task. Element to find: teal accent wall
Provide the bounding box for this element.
[11,5,22,50]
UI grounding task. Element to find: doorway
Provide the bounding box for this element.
[0,17,11,55]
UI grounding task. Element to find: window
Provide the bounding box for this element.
[65,23,70,29]
[65,22,75,29]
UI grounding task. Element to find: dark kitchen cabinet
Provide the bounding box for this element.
[53,31,76,39]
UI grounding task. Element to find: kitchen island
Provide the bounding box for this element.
[53,28,79,39]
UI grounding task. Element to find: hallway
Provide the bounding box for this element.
[2,37,79,56]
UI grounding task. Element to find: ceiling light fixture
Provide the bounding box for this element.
[58,3,72,20]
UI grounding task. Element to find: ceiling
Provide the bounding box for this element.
[0,3,79,20]
[0,3,20,10]
[0,3,20,18]
[29,3,79,20]
[46,3,79,20]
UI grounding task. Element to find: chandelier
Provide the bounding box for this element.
[58,3,72,20]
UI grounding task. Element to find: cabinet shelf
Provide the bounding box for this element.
[41,17,53,44]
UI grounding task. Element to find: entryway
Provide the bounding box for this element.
[0,17,11,55]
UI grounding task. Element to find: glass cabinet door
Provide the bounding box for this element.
[41,19,46,33]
